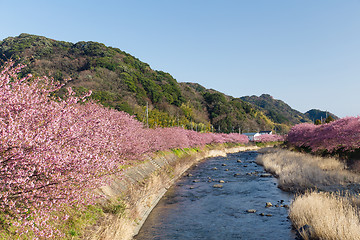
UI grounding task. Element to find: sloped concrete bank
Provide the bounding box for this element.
[86,145,259,240]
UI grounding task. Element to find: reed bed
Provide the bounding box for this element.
[256,149,360,192]
[257,149,360,239]
[289,191,360,240]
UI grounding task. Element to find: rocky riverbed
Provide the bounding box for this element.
[134,151,296,240]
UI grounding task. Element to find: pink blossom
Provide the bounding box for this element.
[0,61,249,237]
[287,117,360,152]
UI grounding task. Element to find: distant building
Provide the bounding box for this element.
[259,131,272,135]
[243,132,261,141]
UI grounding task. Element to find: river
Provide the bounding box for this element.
[135,151,297,240]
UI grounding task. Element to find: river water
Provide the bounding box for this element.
[135,151,297,240]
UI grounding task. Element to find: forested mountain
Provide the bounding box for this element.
[240,94,311,125]
[305,109,339,122]
[0,33,314,133]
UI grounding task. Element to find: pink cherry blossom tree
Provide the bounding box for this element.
[0,61,250,237]
[287,117,360,152]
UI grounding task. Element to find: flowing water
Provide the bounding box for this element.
[135,151,297,240]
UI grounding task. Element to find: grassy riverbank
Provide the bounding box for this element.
[256,148,360,239]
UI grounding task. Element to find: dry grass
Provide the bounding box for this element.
[256,149,360,192]
[289,191,360,240]
[257,149,360,239]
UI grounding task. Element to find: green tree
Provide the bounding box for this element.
[325,115,334,123]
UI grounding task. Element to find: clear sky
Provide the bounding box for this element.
[1,0,359,117]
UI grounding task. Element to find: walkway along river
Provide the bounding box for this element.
[134,151,297,240]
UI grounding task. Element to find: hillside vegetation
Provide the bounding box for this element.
[305,109,339,122]
[240,94,310,125]
[0,33,310,134]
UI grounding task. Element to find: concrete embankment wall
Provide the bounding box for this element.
[87,145,259,240]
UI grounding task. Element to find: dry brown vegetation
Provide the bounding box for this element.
[256,148,360,192]
[289,191,360,240]
[257,149,360,240]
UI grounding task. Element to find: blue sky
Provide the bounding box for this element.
[1,0,359,117]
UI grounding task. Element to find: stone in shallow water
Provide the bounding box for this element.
[219,180,225,183]
[265,202,273,207]
[213,184,223,188]
[247,209,257,213]
[260,173,272,178]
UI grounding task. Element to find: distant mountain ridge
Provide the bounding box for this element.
[305,109,339,122]
[0,33,335,133]
[240,94,311,125]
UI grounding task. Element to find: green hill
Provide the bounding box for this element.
[240,94,311,125]
[0,33,297,133]
[305,109,339,122]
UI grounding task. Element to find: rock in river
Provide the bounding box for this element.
[260,173,272,178]
[213,184,223,188]
[247,209,257,213]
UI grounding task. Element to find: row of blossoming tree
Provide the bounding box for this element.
[287,117,360,153]
[0,62,251,237]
